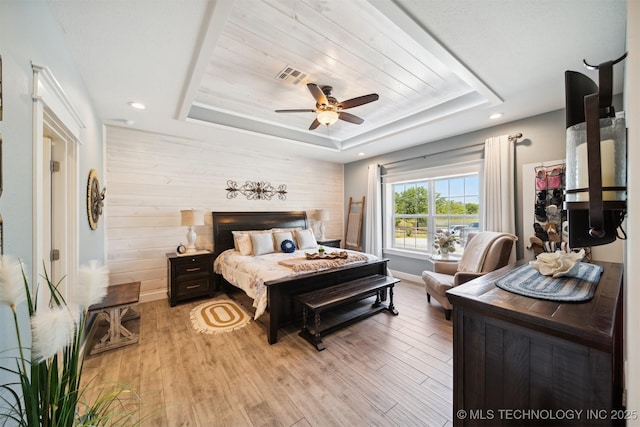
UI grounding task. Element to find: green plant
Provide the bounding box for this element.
[0,256,144,426]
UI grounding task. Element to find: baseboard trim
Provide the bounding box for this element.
[389,269,423,286]
[139,289,167,304]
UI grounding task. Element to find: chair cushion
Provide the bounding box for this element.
[421,270,455,295]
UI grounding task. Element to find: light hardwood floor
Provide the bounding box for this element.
[82,280,454,426]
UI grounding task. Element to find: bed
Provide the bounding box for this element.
[211,211,390,344]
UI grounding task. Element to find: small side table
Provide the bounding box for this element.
[89,281,141,355]
[167,251,214,306]
[317,238,341,248]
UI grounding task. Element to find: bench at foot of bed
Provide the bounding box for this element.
[295,274,399,351]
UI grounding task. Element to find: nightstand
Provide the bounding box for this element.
[317,238,341,248]
[166,252,214,306]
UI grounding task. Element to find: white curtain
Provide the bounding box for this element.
[365,164,382,257]
[482,135,516,236]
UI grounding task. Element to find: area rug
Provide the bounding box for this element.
[190,299,251,334]
[495,262,603,302]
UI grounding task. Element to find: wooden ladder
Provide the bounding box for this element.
[345,196,365,251]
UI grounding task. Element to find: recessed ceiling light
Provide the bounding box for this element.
[128,101,146,110]
[489,112,503,120]
[358,152,365,156]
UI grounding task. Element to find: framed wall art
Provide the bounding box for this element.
[87,169,106,230]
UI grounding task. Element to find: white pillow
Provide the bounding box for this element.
[273,231,294,252]
[271,227,302,233]
[235,233,253,256]
[250,232,276,256]
[232,230,266,250]
[271,227,302,247]
[295,228,317,249]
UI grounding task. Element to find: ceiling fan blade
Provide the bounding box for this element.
[275,109,315,113]
[338,111,364,125]
[309,118,321,130]
[338,93,379,109]
[307,83,329,106]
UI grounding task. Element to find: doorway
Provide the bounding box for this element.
[42,122,77,300]
[32,64,82,306]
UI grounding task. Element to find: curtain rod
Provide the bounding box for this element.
[381,133,523,167]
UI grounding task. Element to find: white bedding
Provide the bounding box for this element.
[213,248,378,319]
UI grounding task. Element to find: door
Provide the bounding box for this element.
[42,133,69,301]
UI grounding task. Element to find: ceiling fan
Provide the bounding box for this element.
[275,83,379,130]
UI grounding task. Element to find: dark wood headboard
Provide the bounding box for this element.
[211,211,309,259]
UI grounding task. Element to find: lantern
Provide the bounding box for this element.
[564,53,627,248]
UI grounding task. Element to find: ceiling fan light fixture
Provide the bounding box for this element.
[316,109,339,126]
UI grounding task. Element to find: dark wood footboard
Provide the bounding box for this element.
[264,258,389,344]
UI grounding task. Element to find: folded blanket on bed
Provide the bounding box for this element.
[278,253,370,272]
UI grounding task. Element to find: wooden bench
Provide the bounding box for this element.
[295,274,399,351]
[88,281,141,355]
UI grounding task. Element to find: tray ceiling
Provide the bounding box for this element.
[47,0,627,163]
[181,0,500,151]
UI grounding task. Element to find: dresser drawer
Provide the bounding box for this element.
[175,277,210,299]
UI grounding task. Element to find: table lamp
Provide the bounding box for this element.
[318,209,330,241]
[181,209,204,253]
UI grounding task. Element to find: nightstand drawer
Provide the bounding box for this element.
[174,257,209,276]
[175,277,210,299]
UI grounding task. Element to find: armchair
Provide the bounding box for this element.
[421,231,517,320]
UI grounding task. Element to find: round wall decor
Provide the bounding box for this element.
[87,169,106,230]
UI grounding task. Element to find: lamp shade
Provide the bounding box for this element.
[181,209,204,226]
[318,209,330,221]
[316,110,339,126]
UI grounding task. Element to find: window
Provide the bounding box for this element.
[384,163,482,256]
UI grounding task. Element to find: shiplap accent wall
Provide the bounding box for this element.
[105,126,344,302]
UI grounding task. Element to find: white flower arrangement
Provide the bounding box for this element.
[0,255,146,426]
[433,231,457,255]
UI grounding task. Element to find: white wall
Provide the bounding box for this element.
[0,0,105,413]
[624,0,639,420]
[346,109,574,278]
[105,126,344,301]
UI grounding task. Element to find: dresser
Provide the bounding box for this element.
[446,259,624,426]
[166,252,215,306]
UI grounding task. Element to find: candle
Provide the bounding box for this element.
[600,138,616,201]
[573,138,618,201]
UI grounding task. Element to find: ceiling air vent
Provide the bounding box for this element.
[275,66,307,85]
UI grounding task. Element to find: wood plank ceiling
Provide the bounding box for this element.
[182,0,500,151]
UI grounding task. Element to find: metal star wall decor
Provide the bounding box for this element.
[226,180,288,201]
